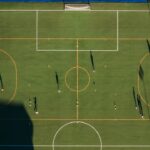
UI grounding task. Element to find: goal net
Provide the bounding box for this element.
[65,3,91,11]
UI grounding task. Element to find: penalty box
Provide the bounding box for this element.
[36,10,119,52]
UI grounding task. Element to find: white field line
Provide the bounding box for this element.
[36,49,118,52]
[1,118,149,121]
[0,9,150,12]
[36,11,38,51]
[37,145,150,148]
[36,10,118,52]
[1,145,150,148]
[76,39,79,120]
[117,10,119,51]
[51,121,102,150]
[0,37,149,40]
[0,9,147,52]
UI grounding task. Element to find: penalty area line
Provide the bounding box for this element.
[36,49,118,52]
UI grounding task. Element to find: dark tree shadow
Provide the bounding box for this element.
[0,100,33,150]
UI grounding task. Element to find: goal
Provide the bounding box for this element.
[65,3,91,11]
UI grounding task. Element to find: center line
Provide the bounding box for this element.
[76,39,79,120]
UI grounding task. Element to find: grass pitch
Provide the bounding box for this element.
[0,3,150,150]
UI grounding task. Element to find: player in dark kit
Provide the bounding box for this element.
[0,74,4,92]
[34,96,39,114]
[55,71,61,93]
[90,51,95,73]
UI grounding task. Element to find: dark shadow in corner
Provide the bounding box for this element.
[0,100,34,150]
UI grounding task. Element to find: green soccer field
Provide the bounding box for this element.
[0,2,150,150]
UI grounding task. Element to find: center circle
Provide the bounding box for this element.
[52,121,102,150]
[65,66,90,92]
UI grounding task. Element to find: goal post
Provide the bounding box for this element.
[64,3,91,11]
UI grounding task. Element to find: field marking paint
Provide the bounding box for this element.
[0,49,18,103]
[36,10,118,52]
[137,52,150,107]
[0,9,150,12]
[35,11,38,51]
[1,144,150,148]
[1,118,150,121]
[52,121,102,150]
[65,67,90,92]
[37,49,118,52]
[0,9,147,52]
[0,37,150,41]
[117,10,119,51]
[76,39,79,120]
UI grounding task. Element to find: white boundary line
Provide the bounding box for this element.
[37,49,118,52]
[36,11,38,51]
[36,10,118,52]
[1,145,150,148]
[117,10,119,51]
[0,9,150,12]
[76,39,79,120]
[52,121,102,150]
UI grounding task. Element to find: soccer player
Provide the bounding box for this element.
[0,74,4,92]
[34,96,39,114]
[113,101,117,110]
[28,97,32,107]
[132,87,138,110]
[137,94,144,118]
[90,51,95,73]
[55,71,61,93]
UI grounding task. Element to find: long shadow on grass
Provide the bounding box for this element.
[142,81,150,119]
[0,100,34,150]
[139,65,150,118]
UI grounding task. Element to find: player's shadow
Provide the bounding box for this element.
[139,65,144,80]
[0,100,34,150]
[142,81,150,119]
